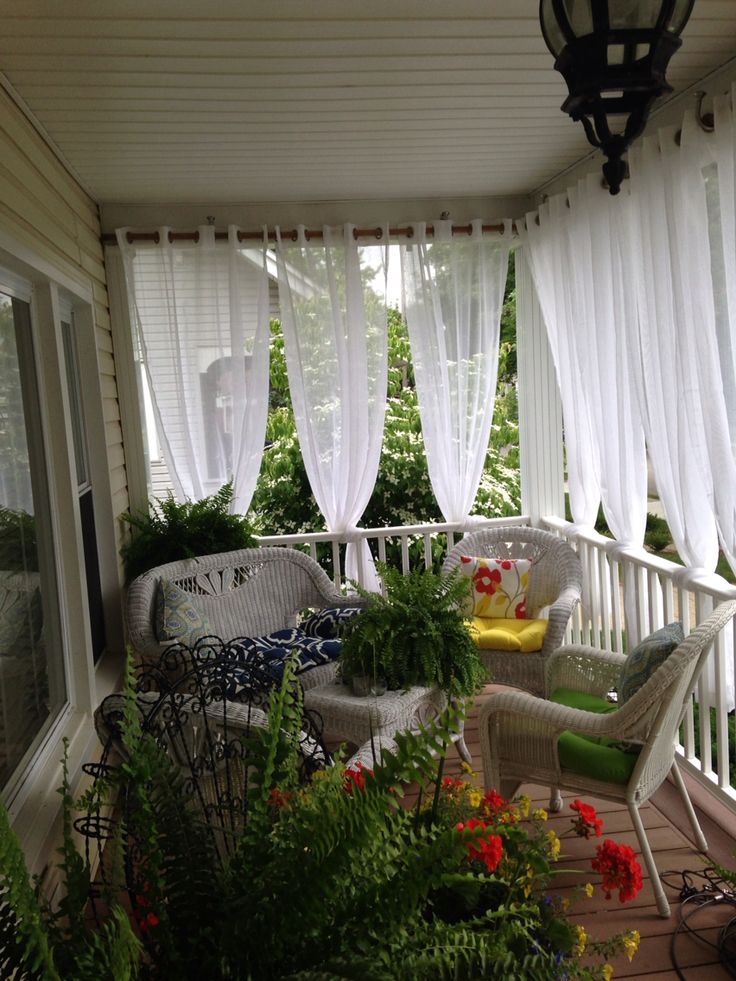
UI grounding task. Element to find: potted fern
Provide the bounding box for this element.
[339,564,485,698]
[120,481,257,583]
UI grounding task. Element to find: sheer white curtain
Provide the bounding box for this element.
[400,219,512,525]
[275,225,388,587]
[712,84,736,450]
[626,117,736,573]
[524,180,648,546]
[117,225,270,514]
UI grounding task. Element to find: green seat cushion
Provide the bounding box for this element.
[550,687,639,785]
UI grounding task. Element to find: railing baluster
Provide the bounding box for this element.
[400,534,410,575]
[423,533,432,570]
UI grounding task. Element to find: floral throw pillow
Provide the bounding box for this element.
[155,579,212,646]
[459,556,531,619]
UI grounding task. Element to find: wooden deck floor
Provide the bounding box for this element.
[428,684,736,980]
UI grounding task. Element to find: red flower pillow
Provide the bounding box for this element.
[459,556,531,619]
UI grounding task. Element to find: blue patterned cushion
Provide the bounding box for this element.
[300,607,363,639]
[618,622,684,705]
[223,628,342,697]
[155,580,212,646]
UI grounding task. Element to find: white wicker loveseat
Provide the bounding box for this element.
[125,546,363,689]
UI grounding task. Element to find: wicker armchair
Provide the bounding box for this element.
[125,546,363,689]
[442,526,583,696]
[479,600,736,917]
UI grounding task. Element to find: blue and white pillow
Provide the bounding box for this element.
[618,621,684,705]
[155,579,212,647]
[300,606,363,639]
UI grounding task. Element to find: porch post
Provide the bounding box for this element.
[515,247,565,525]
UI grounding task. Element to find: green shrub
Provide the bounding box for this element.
[120,482,257,583]
[682,702,736,786]
[252,309,521,575]
[0,506,37,571]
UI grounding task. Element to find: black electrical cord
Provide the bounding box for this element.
[660,868,736,978]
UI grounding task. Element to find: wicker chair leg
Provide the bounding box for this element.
[670,761,708,852]
[454,730,472,765]
[549,788,563,812]
[628,801,670,917]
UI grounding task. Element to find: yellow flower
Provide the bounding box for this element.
[546,829,561,860]
[517,794,531,817]
[532,807,548,821]
[623,930,640,962]
[560,897,570,912]
[460,761,474,774]
[602,965,614,981]
[573,924,587,957]
[469,790,483,808]
[584,882,594,898]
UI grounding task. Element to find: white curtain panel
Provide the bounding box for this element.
[400,219,512,525]
[626,117,736,574]
[525,181,648,545]
[523,203,602,528]
[275,225,388,588]
[712,85,736,479]
[116,225,271,514]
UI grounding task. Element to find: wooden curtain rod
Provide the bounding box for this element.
[100,222,509,247]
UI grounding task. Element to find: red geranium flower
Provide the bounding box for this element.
[456,818,503,873]
[571,799,603,838]
[591,839,643,903]
[268,788,291,809]
[481,788,508,817]
[343,761,373,794]
[474,566,502,596]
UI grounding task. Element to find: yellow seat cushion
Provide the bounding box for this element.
[469,617,548,652]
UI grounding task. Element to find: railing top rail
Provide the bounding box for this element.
[543,515,736,602]
[257,514,530,547]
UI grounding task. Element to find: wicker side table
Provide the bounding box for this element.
[303,681,472,764]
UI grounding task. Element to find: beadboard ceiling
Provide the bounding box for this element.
[2,0,736,207]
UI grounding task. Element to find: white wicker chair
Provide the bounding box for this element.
[442,526,583,696]
[125,546,362,689]
[479,600,736,917]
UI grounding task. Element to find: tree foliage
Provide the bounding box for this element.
[250,273,521,542]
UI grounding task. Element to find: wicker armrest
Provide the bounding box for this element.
[542,585,582,652]
[545,645,626,698]
[482,688,626,737]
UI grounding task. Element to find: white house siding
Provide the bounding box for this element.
[0,87,130,877]
[0,87,129,573]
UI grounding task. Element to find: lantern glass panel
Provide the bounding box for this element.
[668,0,693,34]
[540,0,568,56]
[563,0,594,37]
[608,0,661,29]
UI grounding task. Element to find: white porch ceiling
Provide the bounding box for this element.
[2,0,736,208]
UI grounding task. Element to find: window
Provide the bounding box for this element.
[0,291,66,787]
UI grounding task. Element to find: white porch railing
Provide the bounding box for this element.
[257,512,736,812]
[543,515,736,812]
[256,514,530,587]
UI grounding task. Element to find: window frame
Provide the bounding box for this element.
[0,233,123,877]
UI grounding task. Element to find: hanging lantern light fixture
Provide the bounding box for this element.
[539,0,695,194]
